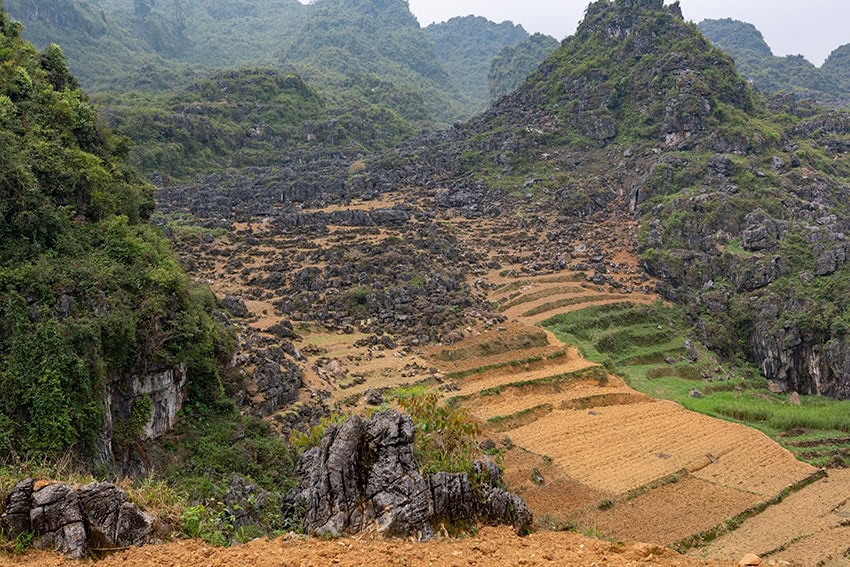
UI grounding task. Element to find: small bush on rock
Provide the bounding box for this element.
[399,393,481,475]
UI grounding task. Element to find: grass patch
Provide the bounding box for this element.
[433,331,550,362]
[522,295,625,317]
[478,366,609,397]
[485,405,555,432]
[498,286,585,311]
[444,350,567,381]
[544,301,850,468]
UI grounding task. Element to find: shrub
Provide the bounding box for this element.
[399,393,481,475]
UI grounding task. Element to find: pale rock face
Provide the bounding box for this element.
[132,364,188,440]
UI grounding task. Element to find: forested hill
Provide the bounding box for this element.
[4,0,552,124]
[0,4,229,463]
[424,16,530,113]
[699,18,850,108]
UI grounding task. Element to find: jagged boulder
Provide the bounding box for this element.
[29,484,88,559]
[0,480,154,559]
[77,483,154,549]
[288,411,532,539]
[251,360,302,415]
[223,474,270,529]
[221,296,250,318]
[0,479,35,538]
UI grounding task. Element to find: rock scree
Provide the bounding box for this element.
[287,410,532,538]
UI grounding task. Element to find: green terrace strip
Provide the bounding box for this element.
[432,330,550,362]
[484,404,555,433]
[544,301,850,467]
[477,366,609,397]
[671,469,828,554]
[522,295,626,317]
[443,349,567,380]
[493,280,532,295]
[497,286,587,311]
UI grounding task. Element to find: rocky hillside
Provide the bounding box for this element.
[346,0,850,399]
[0,8,229,467]
[699,18,850,108]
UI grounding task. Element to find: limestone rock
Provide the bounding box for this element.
[30,484,88,559]
[364,389,385,406]
[1,481,154,558]
[290,411,532,539]
[252,360,302,415]
[77,483,153,548]
[739,553,762,566]
[223,474,270,529]
[0,478,34,538]
[221,296,250,318]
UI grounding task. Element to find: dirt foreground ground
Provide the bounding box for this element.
[0,527,734,567]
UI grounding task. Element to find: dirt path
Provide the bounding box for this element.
[0,527,733,567]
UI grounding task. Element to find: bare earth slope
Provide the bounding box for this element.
[0,527,731,567]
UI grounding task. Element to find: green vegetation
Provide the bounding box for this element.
[699,18,850,108]
[0,15,232,460]
[398,393,481,475]
[424,15,528,111]
[0,406,301,546]
[545,302,850,467]
[488,33,559,101]
[432,330,549,362]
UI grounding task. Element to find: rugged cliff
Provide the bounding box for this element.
[339,0,850,399]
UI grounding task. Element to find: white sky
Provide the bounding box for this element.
[406,0,850,66]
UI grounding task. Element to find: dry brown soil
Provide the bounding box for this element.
[0,527,733,567]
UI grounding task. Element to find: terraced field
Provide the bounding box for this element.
[700,470,850,563]
[425,269,844,563]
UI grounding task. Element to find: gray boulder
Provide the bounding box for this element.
[252,360,302,415]
[290,411,532,540]
[221,296,250,318]
[0,478,34,537]
[30,484,88,559]
[77,483,153,549]
[1,481,154,558]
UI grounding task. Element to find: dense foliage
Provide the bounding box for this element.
[95,68,427,179]
[488,33,559,101]
[699,18,850,108]
[424,16,528,112]
[0,6,230,460]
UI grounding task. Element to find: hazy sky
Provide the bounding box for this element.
[407,0,850,66]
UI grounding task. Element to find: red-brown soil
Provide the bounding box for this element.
[0,527,734,567]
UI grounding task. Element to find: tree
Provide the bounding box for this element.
[134,0,155,20]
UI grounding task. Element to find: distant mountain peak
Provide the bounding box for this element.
[698,18,773,58]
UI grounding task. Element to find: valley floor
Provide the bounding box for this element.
[26,186,842,566]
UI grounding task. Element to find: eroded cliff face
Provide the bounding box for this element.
[100,364,189,466]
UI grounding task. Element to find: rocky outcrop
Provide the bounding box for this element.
[101,364,190,469]
[251,360,302,416]
[287,411,531,539]
[0,480,153,558]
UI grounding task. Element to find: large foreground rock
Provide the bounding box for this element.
[0,479,154,558]
[288,411,532,539]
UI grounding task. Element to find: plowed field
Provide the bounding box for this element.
[505,400,813,495]
[702,470,850,562]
